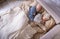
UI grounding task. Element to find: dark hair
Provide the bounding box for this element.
[0,0,7,4]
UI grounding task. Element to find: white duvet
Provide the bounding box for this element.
[0,5,29,39]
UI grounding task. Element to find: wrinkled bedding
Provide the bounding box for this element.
[0,1,31,39]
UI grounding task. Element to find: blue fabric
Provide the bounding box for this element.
[29,6,36,21]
